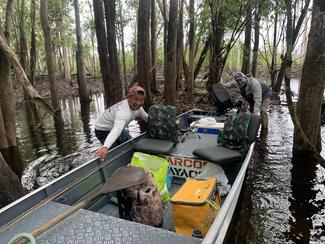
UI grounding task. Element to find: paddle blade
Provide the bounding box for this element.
[99,166,147,194]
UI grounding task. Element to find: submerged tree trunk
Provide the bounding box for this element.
[283,0,325,169]
[104,0,123,106]
[137,0,152,108]
[73,0,90,102]
[293,0,325,153]
[164,0,178,106]
[0,152,26,208]
[0,0,17,175]
[40,0,64,127]
[93,0,110,107]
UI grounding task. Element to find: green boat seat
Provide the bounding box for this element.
[193,114,260,164]
[134,138,174,154]
[134,105,178,155]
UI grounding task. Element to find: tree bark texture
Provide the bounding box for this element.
[0,49,16,149]
[19,0,28,73]
[118,0,128,94]
[273,0,311,93]
[0,0,15,151]
[194,34,211,81]
[74,0,90,102]
[294,0,325,153]
[104,0,123,106]
[284,0,325,169]
[29,0,37,86]
[93,0,110,107]
[251,3,261,77]
[176,0,184,90]
[242,3,252,74]
[164,0,178,106]
[150,0,158,94]
[59,0,71,83]
[137,0,152,108]
[208,5,224,90]
[40,0,63,122]
[0,152,26,209]
[187,0,195,103]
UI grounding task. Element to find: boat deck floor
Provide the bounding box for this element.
[0,199,200,244]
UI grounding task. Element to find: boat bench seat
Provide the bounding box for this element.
[193,114,260,165]
[134,137,175,154]
[134,105,178,155]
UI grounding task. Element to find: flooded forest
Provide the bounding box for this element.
[0,0,324,243]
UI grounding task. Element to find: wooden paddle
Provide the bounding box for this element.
[14,166,147,244]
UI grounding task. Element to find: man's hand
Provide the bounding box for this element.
[95,147,109,159]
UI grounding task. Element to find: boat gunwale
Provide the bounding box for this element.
[202,142,255,243]
[0,109,196,230]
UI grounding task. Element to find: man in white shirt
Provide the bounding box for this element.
[94,85,148,158]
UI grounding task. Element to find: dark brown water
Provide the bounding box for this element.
[14,90,325,243]
[229,104,325,243]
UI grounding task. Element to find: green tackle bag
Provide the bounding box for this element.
[131,152,170,203]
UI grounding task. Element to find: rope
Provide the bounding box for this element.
[8,233,36,244]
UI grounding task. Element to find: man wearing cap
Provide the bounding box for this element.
[224,72,272,130]
[94,85,148,158]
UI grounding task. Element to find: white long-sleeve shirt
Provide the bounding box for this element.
[95,99,148,149]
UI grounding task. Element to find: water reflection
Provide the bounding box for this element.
[229,101,324,243]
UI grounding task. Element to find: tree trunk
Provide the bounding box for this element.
[208,5,224,90]
[294,0,325,153]
[187,0,195,103]
[40,0,64,124]
[164,0,178,106]
[104,0,123,106]
[29,0,37,86]
[137,0,152,108]
[270,0,279,88]
[93,0,110,107]
[242,3,252,74]
[118,0,128,94]
[273,0,311,94]
[0,0,16,152]
[73,0,90,102]
[194,34,211,81]
[251,2,261,77]
[0,152,26,208]
[19,0,28,73]
[176,0,184,90]
[162,0,168,101]
[0,50,16,150]
[150,0,158,94]
[59,0,71,83]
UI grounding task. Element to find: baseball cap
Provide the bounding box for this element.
[127,85,146,98]
[234,72,245,82]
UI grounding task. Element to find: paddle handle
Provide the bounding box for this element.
[14,192,101,244]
